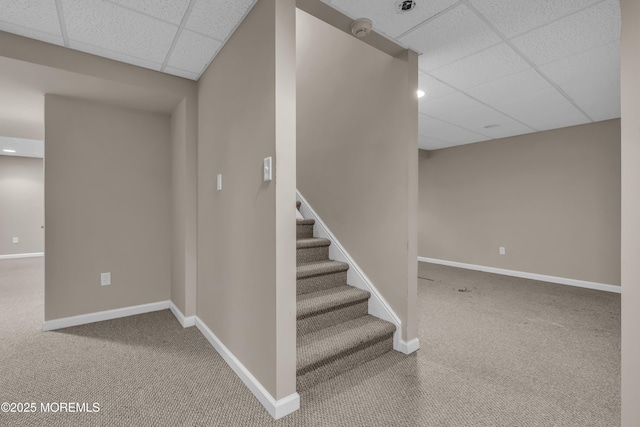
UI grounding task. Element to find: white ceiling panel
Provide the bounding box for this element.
[540,42,620,121]
[165,66,200,81]
[468,0,602,38]
[167,30,222,74]
[421,92,484,119]
[326,0,459,39]
[443,105,535,138]
[400,4,502,71]
[420,114,489,144]
[511,0,621,66]
[62,0,178,64]
[419,135,452,150]
[0,23,64,47]
[69,40,163,71]
[186,0,255,42]
[465,69,556,107]
[493,89,590,131]
[429,43,530,90]
[418,73,457,103]
[106,0,191,25]
[0,0,62,37]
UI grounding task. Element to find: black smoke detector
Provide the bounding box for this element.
[399,0,417,11]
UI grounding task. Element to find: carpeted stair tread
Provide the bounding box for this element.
[296,237,330,249]
[296,219,315,225]
[297,260,349,279]
[297,286,370,319]
[297,315,395,375]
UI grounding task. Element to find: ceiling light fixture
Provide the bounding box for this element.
[417,90,426,98]
[3,149,16,153]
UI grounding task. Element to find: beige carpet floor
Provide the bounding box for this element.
[0,257,620,426]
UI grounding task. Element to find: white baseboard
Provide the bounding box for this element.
[169,301,196,328]
[296,191,409,353]
[0,252,44,260]
[42,301,170,331]
[397,338,420,355]
[418,257,621,294]
[195,317,300,420]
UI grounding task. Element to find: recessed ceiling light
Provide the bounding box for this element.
[3,149,16,153]
[417,90,426,98]
[484,124,500,129]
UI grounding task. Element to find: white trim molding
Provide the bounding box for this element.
[398,338,420,355]
[297,191,419,354]
[169,301,196,328]
[418,257,621,294]
[195,317,300,420]
[0,252,44,260]
[42,301,170,331]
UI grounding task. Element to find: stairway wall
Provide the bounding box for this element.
[296,10,419,343]
[197,0,297,402]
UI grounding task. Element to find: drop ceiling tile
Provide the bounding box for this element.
[420,92,484,119]
[511,0,620,66]
[0,23,64,46]
[107,0,191,25]
[492,88,590,131]
[167,30,222,74]
[69,40,163,71]
[62,0,178,64]
[468,0,602,38]
[465,69,555,106]
[400,4,502,71]
[165,66,200,81]
[0,0,62,36]
[419,135,451,150]
[186,0,255,42]
[418,73,457,103]
[444,105,535,138]
[429,43,531,90]
[420,114,490,144]
[326,0,459,39]
[540,42,620,121]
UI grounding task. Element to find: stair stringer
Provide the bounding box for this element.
[296,190,411,353]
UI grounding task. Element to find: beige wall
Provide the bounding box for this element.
[296,9,418,342]
[0,32,198,321]
[0,156,43,255]
[620,0,640,424]
[419,120,621,285]
[170,98,198,318]
[44,95,172,320]
[197,0,296,400]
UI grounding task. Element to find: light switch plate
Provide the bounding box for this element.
[263,157,272,182]
[12,237,18,244]
[217,174,222,191]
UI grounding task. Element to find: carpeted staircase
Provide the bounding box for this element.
[296,200,396,391]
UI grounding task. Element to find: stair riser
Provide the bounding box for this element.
[297,246,329,265]
[297,301,368,336]
[296,336,394,391]
[297,224,314,239]
[297,271,347,295]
